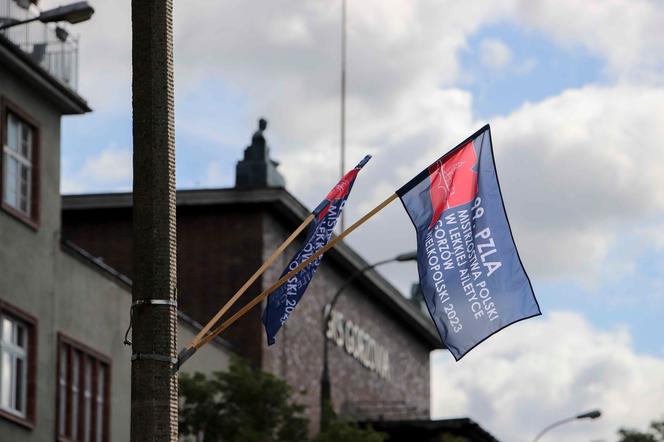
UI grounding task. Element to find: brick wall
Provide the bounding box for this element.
[260,213,430,435]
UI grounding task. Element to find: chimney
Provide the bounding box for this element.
[235,118,286,189]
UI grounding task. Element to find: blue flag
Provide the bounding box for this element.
[262,155,371,345]
[397,125,540,360]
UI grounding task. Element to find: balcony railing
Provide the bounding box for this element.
[0,0,79,91]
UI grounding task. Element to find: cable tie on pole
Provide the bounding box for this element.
[123,294,178,346]
[132,299,177,307]
[131,353,177,365]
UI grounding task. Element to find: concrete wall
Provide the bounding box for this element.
[260,212,431,435]
[0,53,66,442]
[55,251,133,442]
[55,250,233,442]
[178,318,231,376]
[0,61,232,441]
[0,235,233,442]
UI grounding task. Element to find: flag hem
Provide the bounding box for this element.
[450,311,542,361]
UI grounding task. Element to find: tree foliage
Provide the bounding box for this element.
[180,357,388,442]
[313,401,386,442]
[312,420,386,442]
[617,419,664,442]
[179,357,308,442]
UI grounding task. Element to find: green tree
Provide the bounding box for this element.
[179,357,308,442]
[312,420,386,442]
[313,401,387,442]
[617,419,664,442]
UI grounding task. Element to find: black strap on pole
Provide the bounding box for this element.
[131,353,177,365]
[173,346,197,373]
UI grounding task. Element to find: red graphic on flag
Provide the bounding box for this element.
[427,141,478,229]
[317,168,360,221]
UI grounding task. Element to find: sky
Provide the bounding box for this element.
[43,0,664,440]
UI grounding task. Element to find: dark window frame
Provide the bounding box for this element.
[0,298,38,429]
[56,334,111,442]
[0,96,41,230]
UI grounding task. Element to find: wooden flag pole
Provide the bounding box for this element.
[188,213,314,349]
[196,193,398,349]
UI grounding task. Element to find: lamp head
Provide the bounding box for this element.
[39,1,94,25]
[576,410,601,420]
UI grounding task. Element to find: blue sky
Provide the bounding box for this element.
[460,22,605,119]
[51,1,664,440]
[453,22,663,356]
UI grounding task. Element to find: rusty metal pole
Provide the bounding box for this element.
[130,0,178,440]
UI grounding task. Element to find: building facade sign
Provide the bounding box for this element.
[325,309,390,379]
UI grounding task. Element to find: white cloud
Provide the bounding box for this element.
[432,311,664,442]
[51,1,664,285]
[317,83,664,287]
[63,148,132,194]
[492,85,664,281]
[479,38,513,70]
[512,0,664,82]
[79,149,132,183]
[40,0,664,116]
[321,84,664,286]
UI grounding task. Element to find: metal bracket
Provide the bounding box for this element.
[132,299,177,308]
[131,353,177,365]
[173,346,198,373]
[124,293,178,347]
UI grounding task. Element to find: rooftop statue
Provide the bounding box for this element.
[235,118,285,188]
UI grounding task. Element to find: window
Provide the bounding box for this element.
[3,112,33,215]
[57,335,110,442]
[0,301,36,427]
[0,315,28,416]
[1,98,39,226]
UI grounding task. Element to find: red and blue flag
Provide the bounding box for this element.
[397,125,540,360]
[262,155,371,345]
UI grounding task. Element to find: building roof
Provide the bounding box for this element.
[367,418,500,442]
[62,187,444,350]
[0,34,90,114]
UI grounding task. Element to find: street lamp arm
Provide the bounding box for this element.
[533,416,577,442]
[533,410,601,442]
[0,16,38,31]
[325,258,394,318]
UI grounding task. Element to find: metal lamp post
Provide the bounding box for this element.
[533,409,602,442]
[319,251,418,430]
[0,1,94,30]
